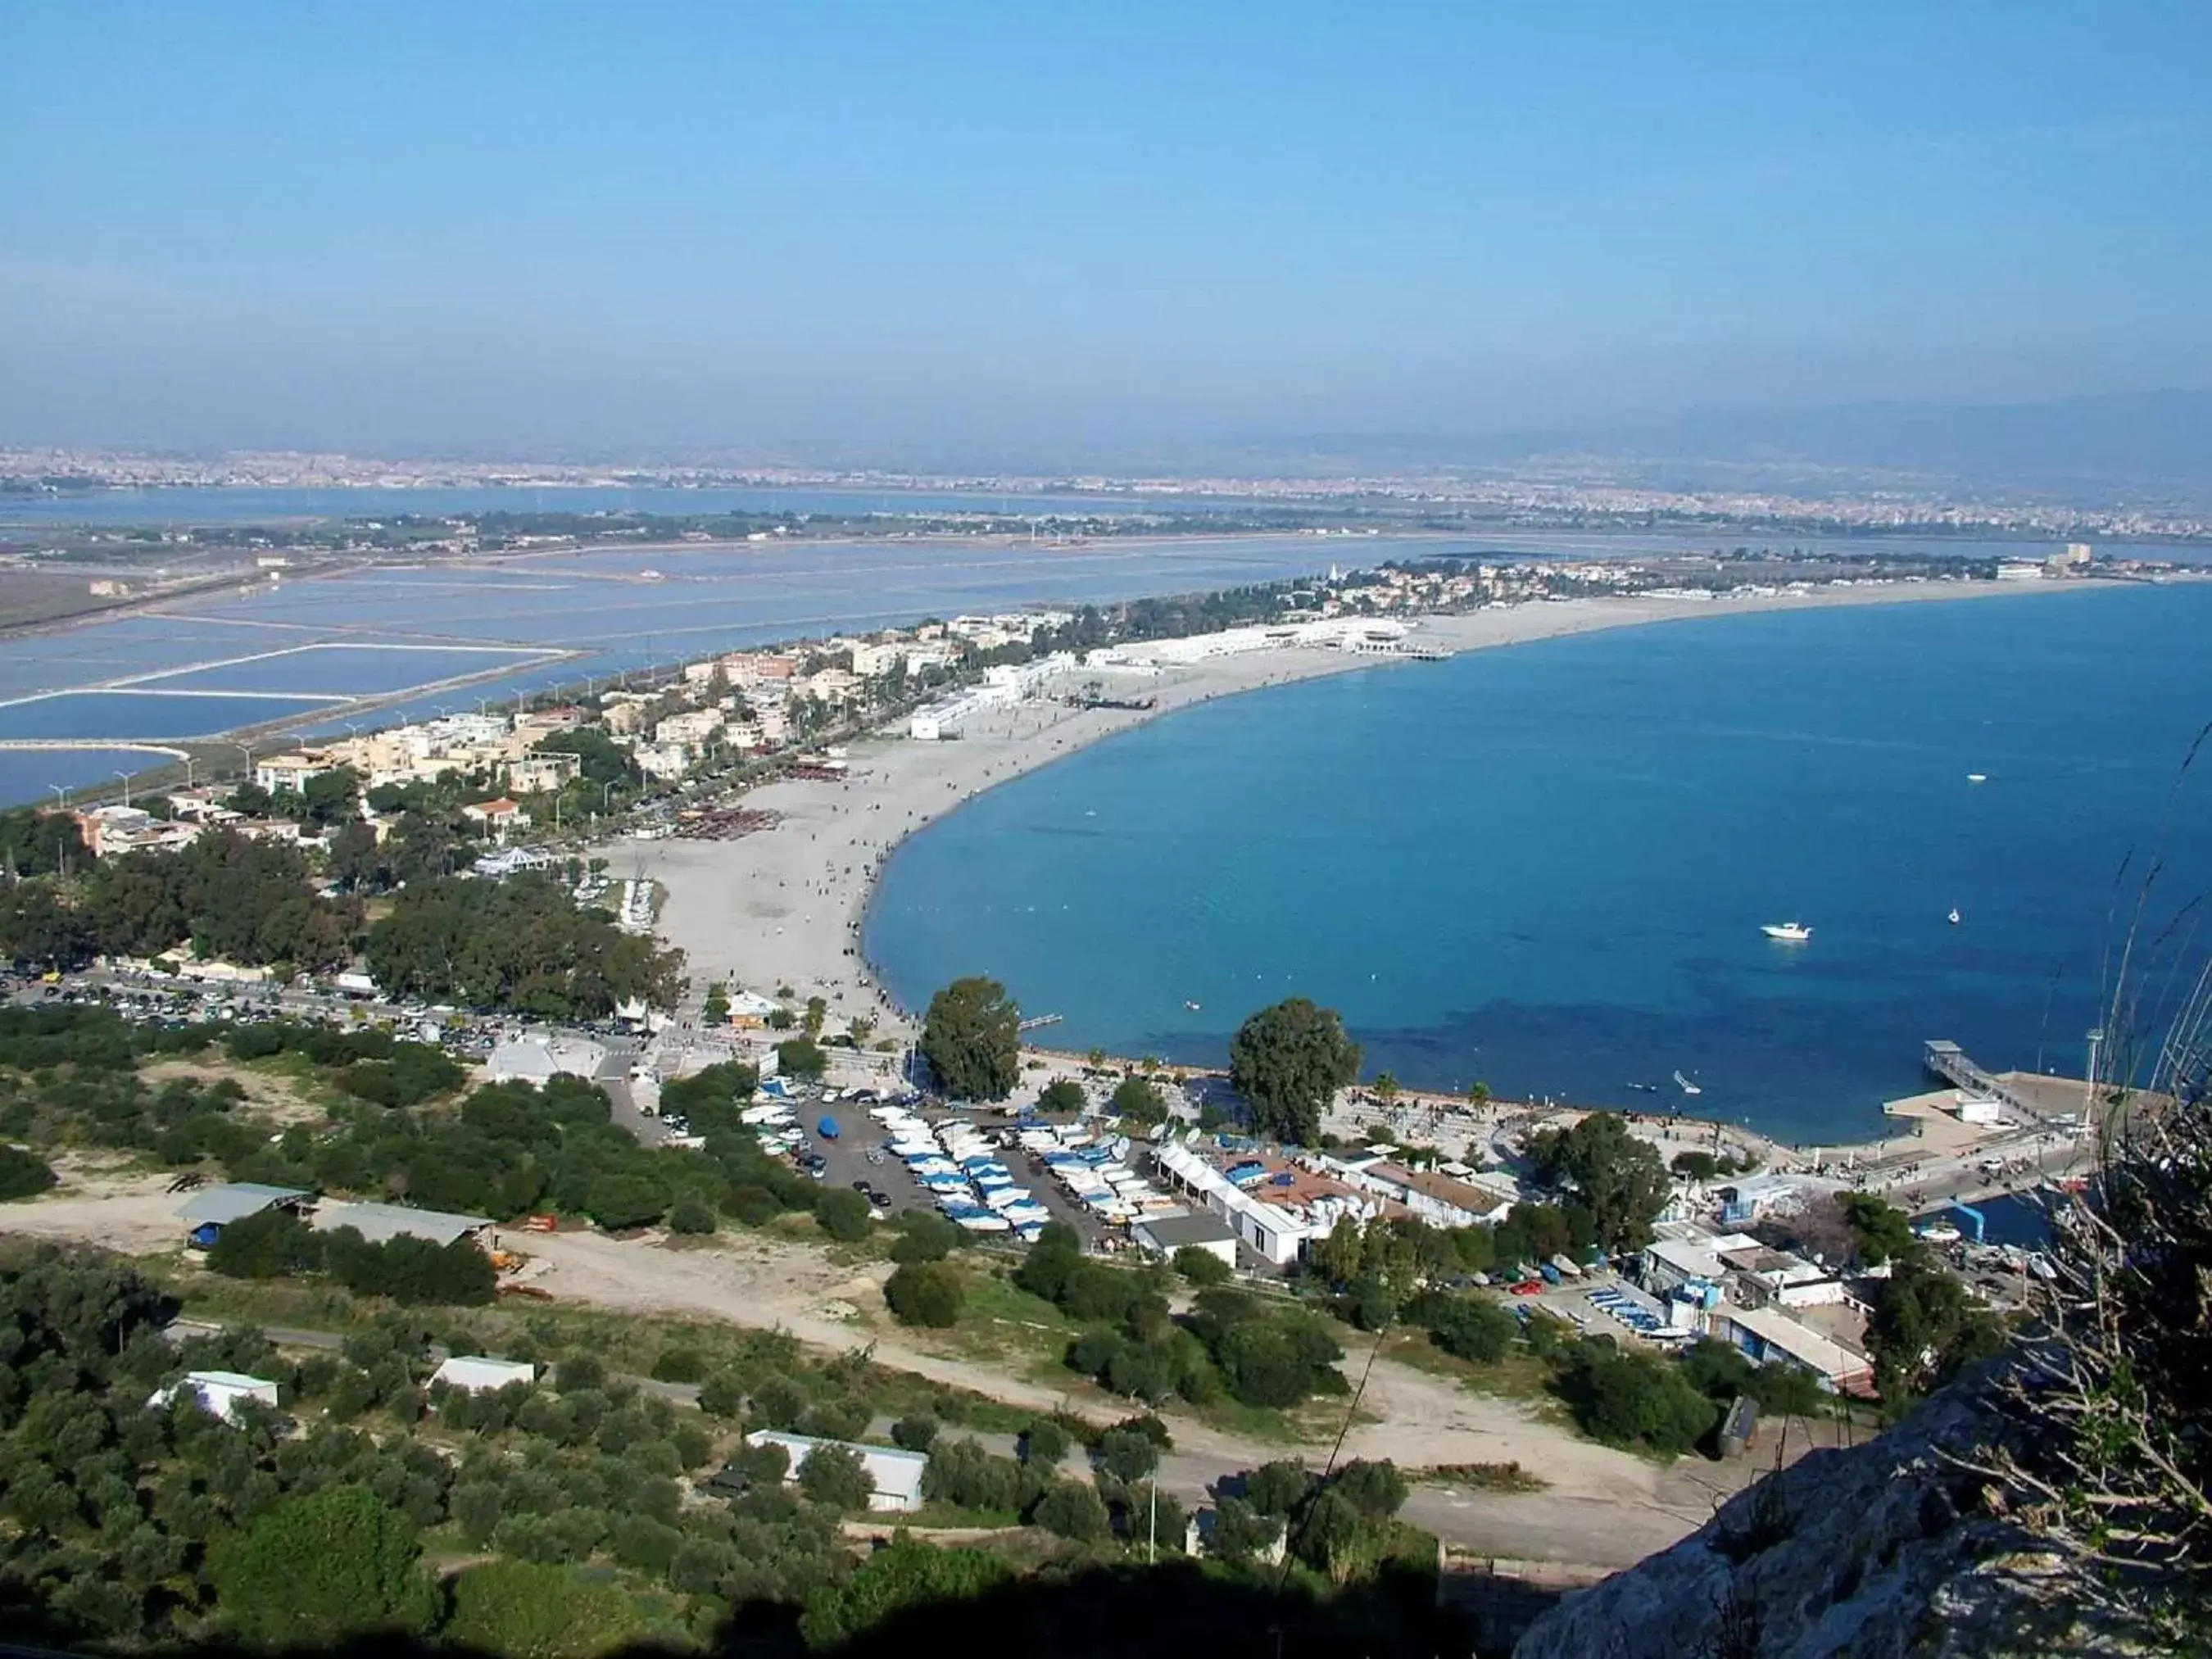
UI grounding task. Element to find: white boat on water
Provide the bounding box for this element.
[1673,1069,1702,1096]
[1948,908,1962,926]
[1967,773,1988,784]
[1761,922,1813,942]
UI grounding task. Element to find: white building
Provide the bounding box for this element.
[1131,1210,1239,1267]
[147,1371,280,1424]
[431,1356,537,1394]
[488,1033,607,1086]
[745,1430,928,1513]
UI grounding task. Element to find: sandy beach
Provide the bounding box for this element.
[610,573,2126,1044]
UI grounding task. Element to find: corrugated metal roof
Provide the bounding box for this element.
[176,1183,310,1226]
[312,1199,493,1247]
[1134,1211,1235,1247]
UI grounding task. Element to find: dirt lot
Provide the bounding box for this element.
[0,1188,1782,1567]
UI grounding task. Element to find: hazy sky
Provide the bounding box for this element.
[5,2,2210,463]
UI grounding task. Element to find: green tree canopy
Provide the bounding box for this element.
[1036,1077,1086,1114]
[1109,1074,1167,1126]
[1229,997,1362,1145]
[920,977,1022,1100]
[445,1559,647,1659]
[1528,1112,1670,1253]
[210,1483,437,1648]
[796,1442,876,1511]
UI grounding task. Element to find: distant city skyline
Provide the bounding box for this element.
[5,4,2210,471]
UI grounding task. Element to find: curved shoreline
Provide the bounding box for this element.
[619,574,2139,1048]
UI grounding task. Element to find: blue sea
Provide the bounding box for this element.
[863,584,2212,1145]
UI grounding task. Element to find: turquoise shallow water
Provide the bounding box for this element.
[863,586,2212,1145]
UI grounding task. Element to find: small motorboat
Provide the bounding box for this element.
[1674,1070,1702,1096]
[1183,999,1201,1012]
[1761,922,1813,942]
[1967,773,1988,784]
[1947,908,1961,926]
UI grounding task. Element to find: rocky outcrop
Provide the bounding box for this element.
[1511,1379,2148,1659]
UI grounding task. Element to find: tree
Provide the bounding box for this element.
[1031,1479,1109,1542]
[446,1559,646,1659]
[0,1144,58,1202]
[1670,1149,1721,1182]
[775,1035,827,1080]
[1228,997,1361,1145]
[885,1262,963,1327]
[1426,1295,1518,1365]
[206,1206,322,1278]
[702,982,731,1026]
[211,1484,437,1647]
[814,1186,872,1242]
[1108,1074,1167,1126]
[1840,1190,1921,1269]
[1095,1426,1159,1484]
[1554,1339,1719,1454]
[1373,1072,1401,1104]
[920,977,1022,1100]
[1037,1077,1086,1114]
[1867,1256,2006,1399]
[797,1534,1013,1649]
[891,1414,939,1452]
[584,1173,669,1232]
[803,995,828,1038]
[1020,1418,1070,1467]
[797,1443,876,1511]
[1172,1245,1231,1286]
[1528,1112,1670,1253]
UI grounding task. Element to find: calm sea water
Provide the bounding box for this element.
[863,584,2212,1145]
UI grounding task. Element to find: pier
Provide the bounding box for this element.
[1923,1040,2090,1127]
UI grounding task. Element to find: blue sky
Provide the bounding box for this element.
[3,2,2209,461]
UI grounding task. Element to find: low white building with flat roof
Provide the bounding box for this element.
[148,1371,280,1424]
[432,1356,537,1394]
[745,1430,927,1513]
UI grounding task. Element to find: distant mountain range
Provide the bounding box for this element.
[1278,389,2212,502]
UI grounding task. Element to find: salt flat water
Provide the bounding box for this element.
[864,584,2212,1145]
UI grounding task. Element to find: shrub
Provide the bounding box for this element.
[890,1211,960,1264]
[750,1376,806,1430]
[1172,1244,1231,1285]
[206,1206,323,1280]
[1555,1339,1720,1456]
[814,1187,872,1243]
[1036,1077,1086,1114]
[667,1196,716,1235]
[891,1414,939,1453]
[1425,1295,1518,1366]
[0,1144,57,1201]
[1020,1419,1070,1467]
[649,1349,707,1384]
[922,1439,1027,1514]
[884,1262,963,1328]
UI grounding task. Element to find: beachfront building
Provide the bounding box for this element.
[1716,1304,1874,1394]
[744,1430,927,1513]
[1639,1227,1767,1298]
[1131,1210,1239,1268]
[1151,1140,1380,1267]
[1318,1153,1521,1227]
